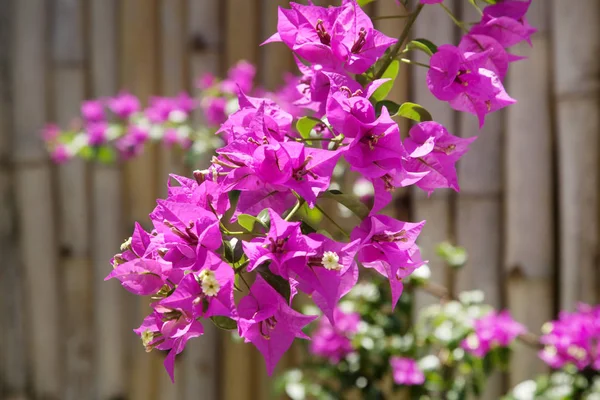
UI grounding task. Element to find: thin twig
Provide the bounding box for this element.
[374,4,425,80]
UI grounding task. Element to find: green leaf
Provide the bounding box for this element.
[237,214,259,232]
[210,316,237,330]
[397,102,433,122]
[96,146,116,164]
[296,116,321,144]
[258,263,291,303]
[257,208,271,230]
[357,0,375,6]
[223,239,243,264]
[405,38,438,56]
[375,100,401,117]
[320,190,370,220]
[370,60,400,102]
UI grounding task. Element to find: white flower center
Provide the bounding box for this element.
[201,275,220,297]
[321,251,341,270]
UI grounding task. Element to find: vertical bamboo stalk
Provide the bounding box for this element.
[0,1,29,398]
[504,1,554,387]
[225,0,260,68]
[51,0,94,398]
[158,0,188,199]
[411,0,456,311]
[88,1,127,398]
[156,1,188,397]
[185,1,222,399]
[259,0,294,90]
[551,0,600,310]
[12,0,63,398]
[455,2,504,398]
[120,2,162,399]
[222,3,261,398]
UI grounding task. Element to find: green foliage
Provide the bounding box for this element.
[258,263,291,303]
[210,316,237,330]
[396,102,433,122]
[436,241,468,268]
[370,60,400,102]
[404,38,438,56]
[320,190,370,220]
[296,116,323,145]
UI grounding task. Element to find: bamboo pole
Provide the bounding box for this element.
[410,0,457,311]
[51,0,94,398]
[119,2,163,399]
[12,0,63,397]
[185,1,223,399]
[455,2,504,397]
[88,1,127,398]
[0,2,29,398]
[551,0,600,310]
[504,1,554,387]
[222,3,262,398]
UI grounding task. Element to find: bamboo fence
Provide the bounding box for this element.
[0,0,598,399]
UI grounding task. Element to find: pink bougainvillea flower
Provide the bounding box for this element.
[221,60,256,95]
[288,235,360,323]
[41,123,61,142]
[310,307,360,363]
[264,0,396,74]
[427,44,515,127]
[201,96,228,126]
[50,144,71,164]
[105,258,169,296]
[458,34,509,80]
[242,208,320,278]
[539,303,600,371]
[461,310,526,357]
[470,0,536,48]
[351,216,426,308]
[390,357,425,386]
[108,91,140,119]
[329,0,397,74]
[81,99,105,123]
[237,275,316,375]
[403,121,476,195]
[134,310,204,382]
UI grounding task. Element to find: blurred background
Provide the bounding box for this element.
[0,0,598,399]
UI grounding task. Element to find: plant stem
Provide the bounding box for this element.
[399,58,430,69]
[372,15,410,20]
[439,3,469,33]
[314,204,350,238]
[285,199,305,221]
[374,4,425,80]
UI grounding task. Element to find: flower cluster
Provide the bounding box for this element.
[310,307,360,363]
[427,0,536,126]
[94,0,536,381]
[539,303,600,371]
[461,310,526,357]
[43,92,196,164]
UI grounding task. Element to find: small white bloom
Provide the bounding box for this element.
[321,251,341,271]
[201,276,220,297]
[198,269,216,281]
[466,333,480,349]
[168,110,187,124]
[512,380,537,400]
[418,355,440,371]
[411,264,431,280]
[567,345,587,360]
[541,322,553,334]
